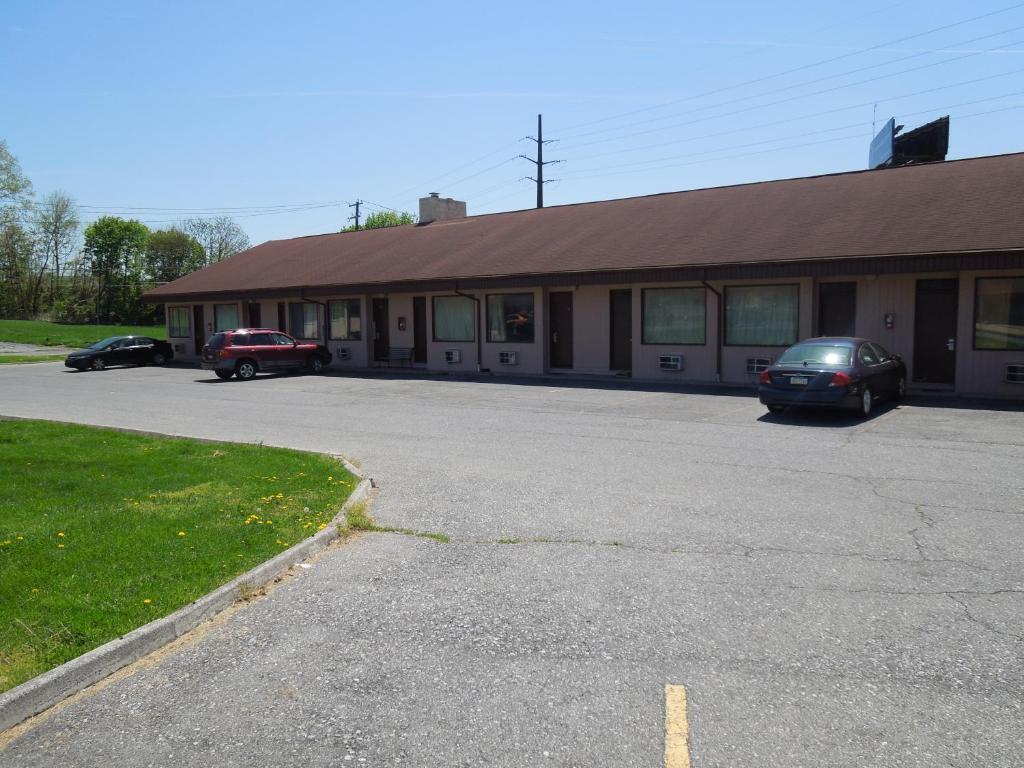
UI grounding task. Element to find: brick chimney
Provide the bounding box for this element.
[418,192,466,224]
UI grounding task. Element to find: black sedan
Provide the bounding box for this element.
[65,336,174,371]
[758,337,906,417]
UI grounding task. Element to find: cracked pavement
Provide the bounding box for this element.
[0,364,1022,766]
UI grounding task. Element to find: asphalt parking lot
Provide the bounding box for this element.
[1,363,1022,767]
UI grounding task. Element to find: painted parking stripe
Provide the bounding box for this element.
[665,684,692,768]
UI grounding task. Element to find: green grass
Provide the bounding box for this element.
[0,320,165,348]
[0,420,358,693]
[0,354,66,364]
[345,502,450,543]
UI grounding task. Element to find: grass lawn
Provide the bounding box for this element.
[0,319,165,348]
[0,420,358,693]
[0,354,66,365]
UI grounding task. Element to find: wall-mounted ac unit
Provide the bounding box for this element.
[658,354,683,371]
[336,347,352,361]
[498,351,518,366]
[173,343,185,353]
[1006,363,1024,384]
[746,357,772,374]
[445,349,462,364]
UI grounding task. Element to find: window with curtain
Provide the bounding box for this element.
[329,299,362,340]
[724,285,799,346]
[168,307,190,337]
[642,287,705,344]
[432,296,475,342]
[214,304,239,332]
[486,293,535,343]
[975,277,1024,349]
[289,302,320,339]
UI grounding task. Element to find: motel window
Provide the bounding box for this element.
[432,296,475,342]
[975,277,1024,350]
[329,299,362,340]
[642,287,705,344]
[289,302,320,339]
[486,293,535,343]
[168,307,190,338]
[214,303,239,332]
[724,285,799,346]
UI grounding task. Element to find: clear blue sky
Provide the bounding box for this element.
[3,0,1023,245]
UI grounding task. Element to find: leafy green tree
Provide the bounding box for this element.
[181,216,250,265]
[145,228,205,284]
[0,140,32,211]
[342,210,415,232]
[0,141,34,318]
[83,217,150,323]
[30,191,79,314]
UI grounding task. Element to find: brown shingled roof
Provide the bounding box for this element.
[145,152,1024,301]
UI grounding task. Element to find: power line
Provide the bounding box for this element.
[347,200,362,231]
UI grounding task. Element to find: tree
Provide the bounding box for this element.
[0,140,32,210]
[0,221,33,318]
[342,210,415,232]
[181,216,250,265]
[30,191,79,313]
[83,217,149,323]
[145,228,205,284]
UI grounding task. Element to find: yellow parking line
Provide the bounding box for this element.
[665,684,692,768]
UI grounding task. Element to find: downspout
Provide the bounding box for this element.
[454,282,488,373]
[701,276,722,383]
[299,288,329,350]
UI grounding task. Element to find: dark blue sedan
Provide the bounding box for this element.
[758,337,907,417]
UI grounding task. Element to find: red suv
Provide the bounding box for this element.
[201,329,332,380]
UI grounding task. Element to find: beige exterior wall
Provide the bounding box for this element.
[956,269,1024,398]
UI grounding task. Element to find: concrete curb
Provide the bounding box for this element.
[0,473,373,734]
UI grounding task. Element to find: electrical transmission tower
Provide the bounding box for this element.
[518,114,563,209]
[348,200,362,230]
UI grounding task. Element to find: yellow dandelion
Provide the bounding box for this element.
[57,543,65,549]
[57,532,65,537]
[31,588,39,593]
[177,531,186,537]
[143,598,152,605]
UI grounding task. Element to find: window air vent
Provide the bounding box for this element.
[746,357,772,374]
[445,349,462,364]
[498,351,518,366]
[658,354,683,371]
[336,347,352,361]
[1006,363,1024,384]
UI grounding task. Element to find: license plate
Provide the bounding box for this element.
[789,376,809,385]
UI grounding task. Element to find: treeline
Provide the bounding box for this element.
[0,140,250,324]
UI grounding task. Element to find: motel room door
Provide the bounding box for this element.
[413,296,427,364]
[913,278,958,384]
[818,282,856,337]
[549,291,574,369]
[609,289,632,372]
[192,305,205,354]
[372,298,390,361]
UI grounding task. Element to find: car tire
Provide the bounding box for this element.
[152,352,167,366]
[215,370,233,380]
[894,375,906,401]
[860,387,873,417]
[91,358,106,371]
[235,360,257,381]
[306,356,324,374]
[767,404,785,415]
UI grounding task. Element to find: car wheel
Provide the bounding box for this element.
[152,352,167,366]
[236,360,257,380]
[860,387,873,417]
[91,358,106,371]
[215,370,233,380]
[895,375,906,401]
[767,404,785,415]
[307,356,324,374]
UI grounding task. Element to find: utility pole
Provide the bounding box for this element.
[518,114,563,208]
[348,200,362,231]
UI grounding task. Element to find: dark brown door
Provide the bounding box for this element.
[913,278,958,383]
[413,296,427,364]
[277,302,287,332]
[372,298,390,361]
[609,289,632,371]
[818,282,856,337]
[549,291,573,369]
[246,301,261,328]
[192,305,205,354]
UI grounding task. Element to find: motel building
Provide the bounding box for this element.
[145,152,1024,399]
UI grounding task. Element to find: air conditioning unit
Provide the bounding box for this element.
[746,357,772,374]
[658,354,683,371]
[444,349,462,364]
[336,347,352,361]
[498,351,518,366]
[173,343,185,353]
[1006,363,1024,384]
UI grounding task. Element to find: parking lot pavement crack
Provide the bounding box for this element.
[945,594,1024,643]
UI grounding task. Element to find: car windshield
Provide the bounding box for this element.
[777,343,852,366]
[87,336,123,350]
[206,333,227,349]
